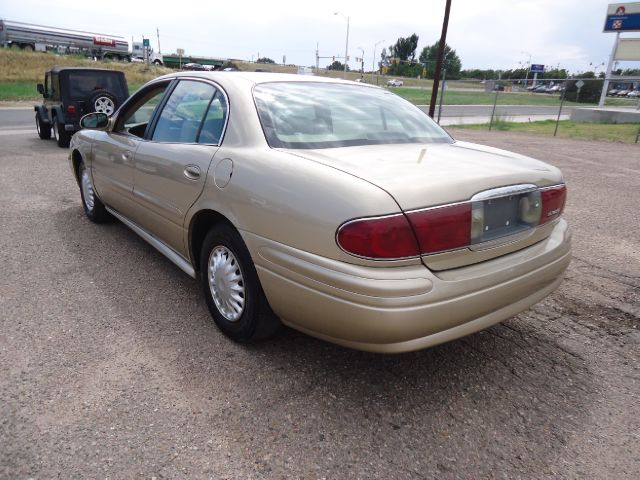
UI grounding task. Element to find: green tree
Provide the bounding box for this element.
[327,60,347,71]
[419,41,462,79]
[256,57,275,64]
[389,34,419,62]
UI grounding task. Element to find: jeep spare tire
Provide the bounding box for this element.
[88,90,119,116]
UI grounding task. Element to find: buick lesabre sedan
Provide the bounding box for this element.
[70,72,571,353]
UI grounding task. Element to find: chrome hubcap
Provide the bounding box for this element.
[208,246,245,322]
[81,167,95,211]
[94,97,115,115]
[53,122,59,141]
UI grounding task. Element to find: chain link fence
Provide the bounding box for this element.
[372,75,640,143]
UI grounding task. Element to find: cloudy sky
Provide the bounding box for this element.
[3,0,636,72]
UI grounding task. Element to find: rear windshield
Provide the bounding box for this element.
[65,71,128,99]
[253,82,452,149]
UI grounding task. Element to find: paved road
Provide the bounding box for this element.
[1,126,638,478]
[2,104,571,129]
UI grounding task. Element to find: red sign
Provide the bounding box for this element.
[93,36,116,47]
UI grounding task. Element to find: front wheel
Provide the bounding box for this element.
[200,224,279,343]
[35,114,51,139]
[78,161,110,223]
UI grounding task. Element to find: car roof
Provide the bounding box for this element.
[154,71,374,90]
[47,67,125,75]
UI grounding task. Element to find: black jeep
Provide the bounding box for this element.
[35,67,129,147]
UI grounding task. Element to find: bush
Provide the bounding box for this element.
[387,62,422,78]
[565,79,603,103]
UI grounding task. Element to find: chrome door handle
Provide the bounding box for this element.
[183,165,201,180]
[122,151,133,162]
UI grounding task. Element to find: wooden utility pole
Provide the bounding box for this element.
[429,0,452,118]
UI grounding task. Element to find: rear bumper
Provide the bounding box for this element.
[245,219,571,353]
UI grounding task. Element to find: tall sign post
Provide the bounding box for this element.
[599,2,640,106]
[143,37,150,65]
[530,64,545,86]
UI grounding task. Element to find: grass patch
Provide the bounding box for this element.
[0,82,40,101]
[457,119,639,143]
[389,87,597,106]
[0,48,174,100]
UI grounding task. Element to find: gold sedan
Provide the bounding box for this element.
[70,72,571,353]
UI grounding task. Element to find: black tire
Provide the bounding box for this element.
[52,116,71,148]
[87,90,119,116]
[77,161,110,223]
[35,114,51,140]
[200,224,280,343]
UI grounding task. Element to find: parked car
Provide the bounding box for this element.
[386,78,403,87]
[70,73,571,353]
[615,90,630,96]
[626,90,639,97]
[183,63,206,71]
[607,89,619,96]
[35,67,128,147]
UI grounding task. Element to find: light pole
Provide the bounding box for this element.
[590,61,605,76]
[357,46,364,79]
[334,12,349,79]
[372,39,385,83]
[521,51,532,86]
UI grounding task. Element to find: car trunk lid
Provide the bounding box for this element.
[283,141,565,270]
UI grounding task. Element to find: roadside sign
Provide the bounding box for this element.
[604,2,640,32]
[177,48,185,56]
[143,38,150,47]
[530,64,545,73]
[576,80,585,89]
[615,38,640,60]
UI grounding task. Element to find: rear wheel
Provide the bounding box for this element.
[78,161,110,223]
[52,116,71,148]
[200,224,280,343]
[35,114,51,140]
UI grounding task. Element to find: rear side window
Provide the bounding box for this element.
[152,80,216,143]
[198,93,228,145]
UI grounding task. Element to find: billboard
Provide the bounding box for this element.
[615,38,640,60]
[530,64,545,73]
[604,2,640,32]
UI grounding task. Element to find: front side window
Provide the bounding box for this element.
[116,84,168,138]
[151,80,216,143]
[253,82,453,149]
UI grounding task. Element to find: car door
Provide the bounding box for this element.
[91,82,170,216]
[130,79,228,256]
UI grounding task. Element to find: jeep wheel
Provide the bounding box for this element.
[52,117,71,148]
[35,114,51,140]
[88,91,119,116]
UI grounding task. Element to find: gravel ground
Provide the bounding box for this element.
[1,129,638,479]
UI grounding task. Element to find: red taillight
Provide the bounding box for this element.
[407,203,471,254]
[540,185,566,225]
[67,105,77,115]
[337,214,420,259]
[337,184,565,260]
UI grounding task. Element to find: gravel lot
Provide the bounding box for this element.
[1,127,638,479]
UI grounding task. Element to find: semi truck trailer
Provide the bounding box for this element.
[0,19,130,60]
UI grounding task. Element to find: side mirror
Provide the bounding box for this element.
[37,83,45,96]
[80,112,109,130]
